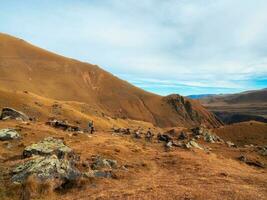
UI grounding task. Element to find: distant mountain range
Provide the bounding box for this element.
[189,88,267,124]
[187,94,217,99]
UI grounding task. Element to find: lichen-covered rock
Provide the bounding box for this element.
[0,107,29,121]
[91,156,118,170]
[23,137,73,159]
[185,140,203,150]
[0,128,20,141]
[204,132,222,143]
[12,155,81,187]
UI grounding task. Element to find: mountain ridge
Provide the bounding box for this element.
[0,33,221,128]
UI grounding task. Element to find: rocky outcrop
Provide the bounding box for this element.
[23,137,74,159]
[12,137,121,192]
[12,155,81,185]
[0,107,29,121]
[0,128,20,140]
[163,94,201,122]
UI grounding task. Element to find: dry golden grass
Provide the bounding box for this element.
[0,120,266,200]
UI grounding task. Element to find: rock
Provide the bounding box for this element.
[172,141,184,147]
[226,141,236,148]
[157,134,172,142]
[91,156,118,170]
[0,107,29,121]
[178,132,188,140]
[11,155,81,188]
[83,170,113,178]
[191,127,203,136]
[46,119,80,132]
[258,146,267,156]
[0,128,20,141]
[185,140,203,150]
[93,170,113,178]
[203,131,222,143]
[165,141,173,148]
[23,137,74,159]
[237,155,265,168]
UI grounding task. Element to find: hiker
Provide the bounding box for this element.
[88,120,95,134]
[145,128,153,141]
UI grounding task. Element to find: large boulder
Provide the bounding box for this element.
[0,128,20,141]
[23,137,74,159]
[0,107,29,121]
[11,155,81,188]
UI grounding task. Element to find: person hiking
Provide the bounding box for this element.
[88,120,95,134]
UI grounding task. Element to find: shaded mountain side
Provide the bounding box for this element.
[194,89,267,124]
[0,33,221,128]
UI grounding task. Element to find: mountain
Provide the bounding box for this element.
[198,88,267,124]
[0,33,221,128]
[187,94,216,99]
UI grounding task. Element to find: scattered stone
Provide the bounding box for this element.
[258,146,267,156]
[178,132,188,140]
[46,119,80,132]
[226,141,236,148]
[157,134,172,143]
[91,156,118,170]
[23,137,74,159]
[165,141,173,149]
[0,128,20,141]
[0,107,29,121]
[203,131,222,143]
[237,155,265,168]
[172,141,184,147]
[191,127,203,136]
[185,140,203,150]
[11,155,81,188]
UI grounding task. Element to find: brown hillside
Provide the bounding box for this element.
[214,121,267,146]
[0,33,221,128]
[198,89,267,124]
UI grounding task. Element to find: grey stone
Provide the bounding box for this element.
[185,140,203,150]
[0,107,29,121]
[23,137,74,159]
[12,155,81,188]
[0,128,20,141]
[91,156,118,170]
[226,141,236,148]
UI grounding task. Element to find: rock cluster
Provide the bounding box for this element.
[46,119,80,132]
[11,137,120,190]
[23,137,74,159]
[12,137,80,189]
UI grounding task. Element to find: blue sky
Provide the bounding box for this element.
[1,0,267,96]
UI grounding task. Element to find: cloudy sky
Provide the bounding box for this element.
[1,0,267,95]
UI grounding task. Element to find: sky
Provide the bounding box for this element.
[1,0,267,96]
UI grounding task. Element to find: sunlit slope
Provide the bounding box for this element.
[0,33,221,127]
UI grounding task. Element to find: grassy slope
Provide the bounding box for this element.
[0,33,220,128]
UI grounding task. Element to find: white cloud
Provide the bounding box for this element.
[1,0,267,94]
